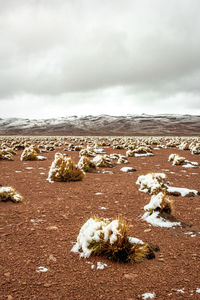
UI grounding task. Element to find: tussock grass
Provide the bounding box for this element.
[0,186,23,203]
[48,153,85,182]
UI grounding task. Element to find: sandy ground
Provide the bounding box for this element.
[0,145,200,300]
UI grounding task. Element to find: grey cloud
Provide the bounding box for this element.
[0,0,200,116]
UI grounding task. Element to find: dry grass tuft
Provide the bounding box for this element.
[48,153,85,182]
[77,156,96,172]
[0,186,23,203]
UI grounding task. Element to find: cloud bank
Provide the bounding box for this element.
[1,0,200,117]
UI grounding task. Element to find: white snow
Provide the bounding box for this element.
[142,211,180,228]
[71,218,122,258]
[166,186,198,196]
[37,155,47,160]
[120,167,135,172]
[36,266,48,273]
[15,170,22,173]
[128,236,144,245]
[95,192,104,195]
[176,288,184,294]
[136,173,166,194]
[196,288,200,293]
[0,187,14,193]
[94,148,106,154]
[144,192,165,211]
[134,153,153,157]
[25,167,33,170]
[101,170,113,174]
[99,206,107,210]
[96,262,108,270]
[141,292,156,299]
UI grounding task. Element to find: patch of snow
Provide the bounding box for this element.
[36,266,48,273]
[15,170,22,173]
[142,211,180,228]
[176,288,184,294]
[30,218,44,225]
[182,163,196,168]
[196,288,200,293]
[144,192,164,211]
[135,153,153,157]
[96,262,108,270]
[99,206,107,210]
[102,170,113,174]
[94,148,106,154]
[141,292,156,299]
[25,167,33,170]
[40,172,45,175]
[120,167,135,172]
[0,187,14,193]
[166,186,198,196]
[37,155,47,160]
[95,192,104,195]
[128,236,144,245]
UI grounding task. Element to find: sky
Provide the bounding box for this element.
[1,0,200,119]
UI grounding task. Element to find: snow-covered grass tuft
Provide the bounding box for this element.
[47,153,85,182]
[71,217,158,263]
[136,173,166,195]
[144,192,173,215]
[77,155,96,172]
[0,186,23,203]
[92,155,114,168]
[20,145,44,161]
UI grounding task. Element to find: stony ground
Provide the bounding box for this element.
[0,145,200,300]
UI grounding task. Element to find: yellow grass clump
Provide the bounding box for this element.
[0,150,14,161]
[0,186,23,203]
[48,153,85,182]
[92,155,114,168]
[20,146,39,161]
[144,192,173,215]
[77,156,96,172]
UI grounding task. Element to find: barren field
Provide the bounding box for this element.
[0,138,200,300]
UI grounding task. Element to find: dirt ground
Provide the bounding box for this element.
[0,143,200,300]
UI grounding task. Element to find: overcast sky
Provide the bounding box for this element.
[1,0,200,118]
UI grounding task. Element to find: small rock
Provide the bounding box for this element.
[158,258,164,262]
[144,228,151,232]
[4,272,10,278]
[47,254,57,263]
[44,283,51,287]
[7,296,13,300]
[123,273,138,280]
[46,226,58,231]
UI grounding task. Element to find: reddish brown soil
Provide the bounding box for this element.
[0,145,200,300]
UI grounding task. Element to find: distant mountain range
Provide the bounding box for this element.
[0,114,199,136]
